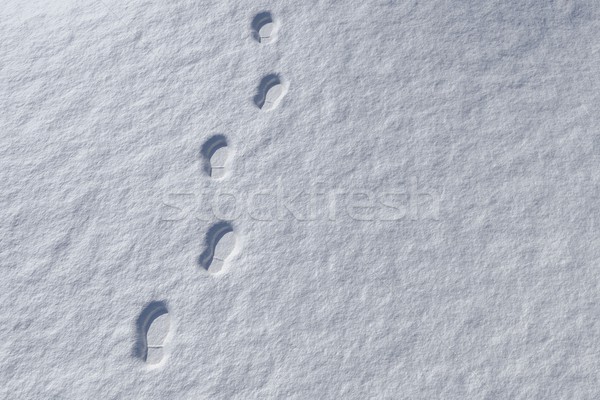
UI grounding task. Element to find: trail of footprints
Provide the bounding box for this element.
[252,11,280,44]
[134,302,171,365]
[201,134,230,179]
[135,11,285,366]
[254,73,288,112]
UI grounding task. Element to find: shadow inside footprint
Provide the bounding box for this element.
[133,301,169,362]
[198,221,236,273]
[251,11,275,43]
[254,74,283,110]
[200,135,228,176]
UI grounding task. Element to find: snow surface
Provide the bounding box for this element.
[1,0,600,398]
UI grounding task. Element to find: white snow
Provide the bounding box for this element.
[258,22,277,44]
[261,82,287,112]
[252,11,278,44]
[145,312,170,365]
[1,0,600,398]
[209,146,230,179]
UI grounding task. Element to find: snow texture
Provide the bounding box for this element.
[1,0,600,398]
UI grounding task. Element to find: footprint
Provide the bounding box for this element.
[201,135,230,179]
[135,301,171,366]
[252,11,279,44]
[254,74,288,111]
[199,221,238,274]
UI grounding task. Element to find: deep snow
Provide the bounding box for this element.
[1,0,600,398]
